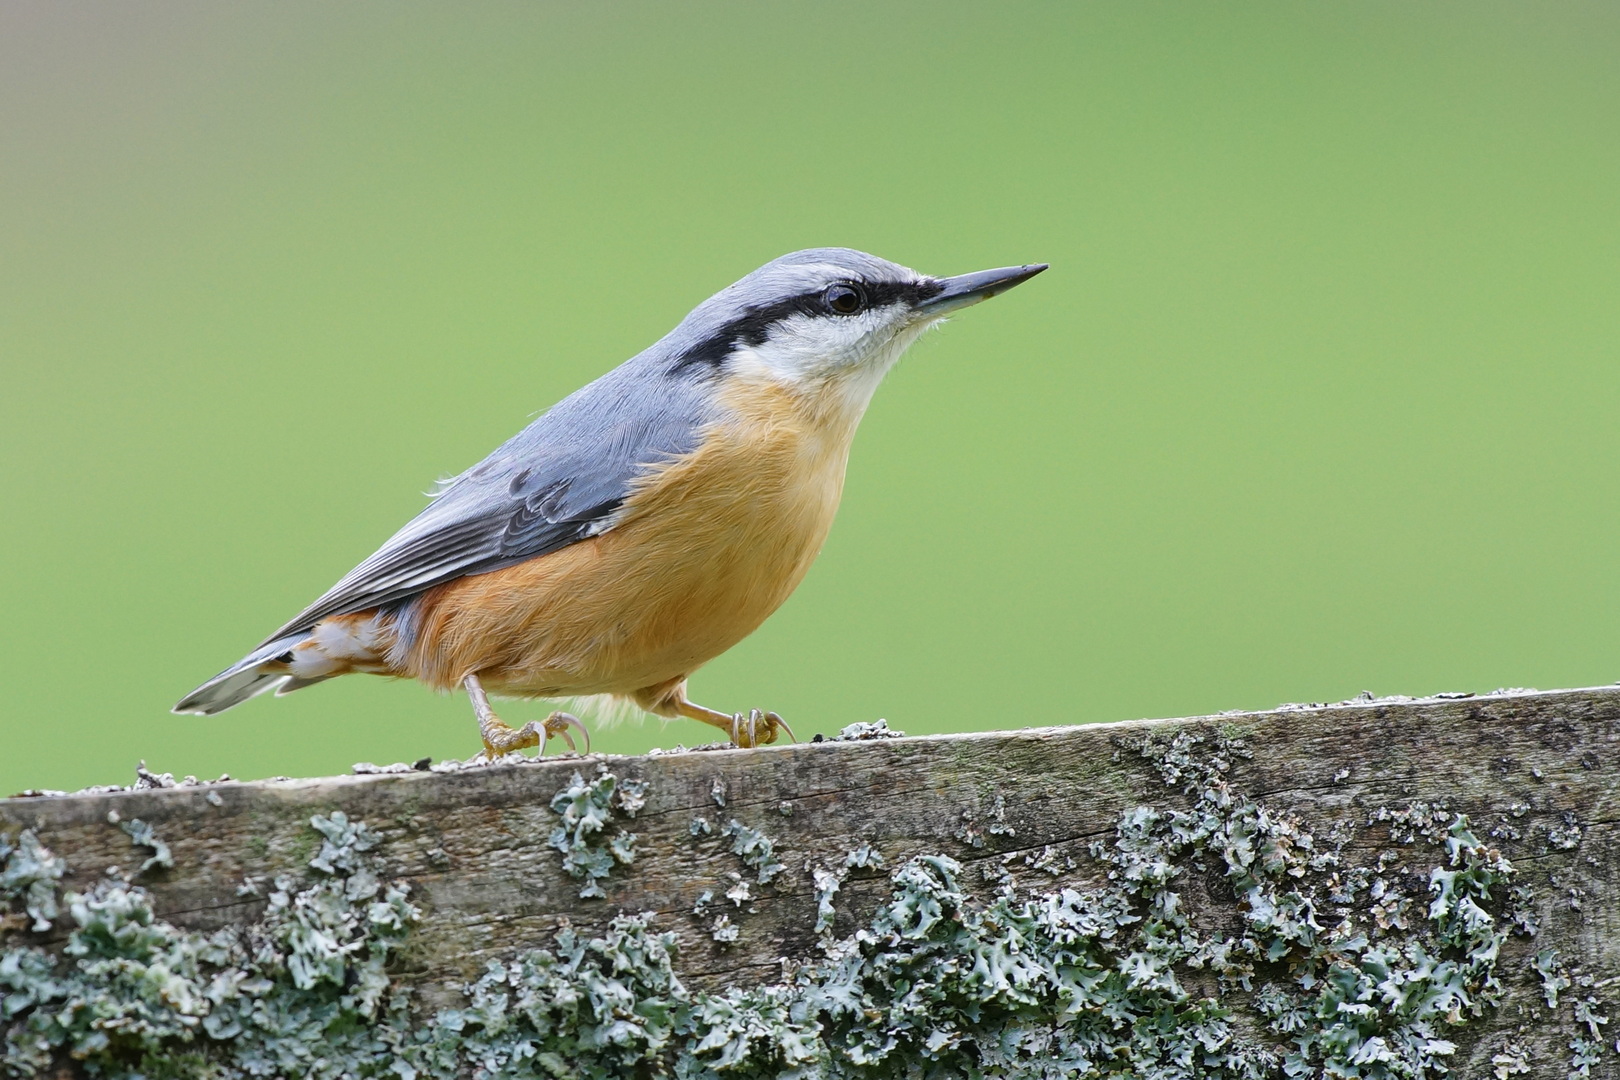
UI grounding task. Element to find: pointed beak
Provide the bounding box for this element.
[916,262,1048,316]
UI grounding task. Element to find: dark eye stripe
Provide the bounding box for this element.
[669,279,945,375]
[864,279,944,309]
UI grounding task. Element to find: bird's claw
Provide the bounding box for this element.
[478,711,590,760]
[544,711,591,756]
[728,709,794,749]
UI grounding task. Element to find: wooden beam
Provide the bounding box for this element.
[3,687,1618,1077]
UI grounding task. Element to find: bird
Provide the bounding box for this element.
[174,248,1046,756]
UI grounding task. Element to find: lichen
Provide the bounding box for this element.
[1491,1041,1532,1078]
[721,820,784,885]
[407,912,687,1078]
[1530,946,1618,1078]
[813,845,886,936]
[956,792,1015,848]
[616,777,650,818]
[723,873,752,908]
[2,812,415,1078]
[812,866,842,935]
[0,831,65,934]
[11,761,237,801]
[547,768,641,899]
[119,819,173,875]
[1572,996,1608,1041]
[0,728,1562,1079]
[1546,812,1584,852]
[1569,1036,1603,1078]
[831,720,903,741]
[709,914,739,945]
[1536,949,1571,1008]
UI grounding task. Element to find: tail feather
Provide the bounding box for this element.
[173,634,309,716]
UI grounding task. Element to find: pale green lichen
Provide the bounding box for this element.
[813,844,886,935]
[1572,996,1609,1040]
[831,721,903,741]
[617,777,650,817]
[408,912,688,1078]
[118,819,172,875]
[1491,1041,1532,1078]
[3,811,415,1078]
[709,914,739,945]
[956,793,1016,849]
[1546,812,1583,852]
[1536,949,1571,1008]
[721,820,784,885]
[1568,1036,1603,1078]
[547,768,641,899]
[1525,944,1620,1078]
[683,816,785,947]
[0,729,1565,1079]
[812,867,841,935]
[0,832,64,934]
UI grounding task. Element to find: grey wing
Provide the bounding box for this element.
[257,362,710,646]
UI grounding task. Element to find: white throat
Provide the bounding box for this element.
[728,313,943,426]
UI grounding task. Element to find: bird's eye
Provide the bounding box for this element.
[823,283,865,315]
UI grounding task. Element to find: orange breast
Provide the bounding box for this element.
[399,375,860,698]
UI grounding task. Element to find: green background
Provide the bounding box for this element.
[4,3,1619,795]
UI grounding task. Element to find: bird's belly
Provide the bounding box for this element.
[402,412,850,697]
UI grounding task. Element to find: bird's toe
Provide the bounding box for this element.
[481,719,543,758]
[726,708,791,748]
[543,711,591,756]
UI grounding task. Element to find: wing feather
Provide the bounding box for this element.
[256,357,713,646]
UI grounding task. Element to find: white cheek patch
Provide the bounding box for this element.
[742,306,909,386]
[725,304,939,424]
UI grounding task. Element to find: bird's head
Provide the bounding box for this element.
[663,248,1046,413]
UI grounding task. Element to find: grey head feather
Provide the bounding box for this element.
[254,248,926,649]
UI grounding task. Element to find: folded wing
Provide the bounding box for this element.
[260,363,711,645]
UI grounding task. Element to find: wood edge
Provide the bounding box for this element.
[5,683,1617,821]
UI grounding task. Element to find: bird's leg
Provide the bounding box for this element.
[674,697,795,749]
[464,674,590,759]
[466,674,540,757]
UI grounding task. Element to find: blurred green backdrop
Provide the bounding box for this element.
[4,3,1620,794]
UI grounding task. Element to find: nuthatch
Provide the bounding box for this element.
[175,249,1046,754]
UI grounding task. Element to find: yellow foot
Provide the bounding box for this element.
[670,692,795,749]
[464,673,590,760]
[729,709,794,749]
[480,714,541,757]
[478,711,590,759]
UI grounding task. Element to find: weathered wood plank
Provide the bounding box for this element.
[4,687,1619,1078]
